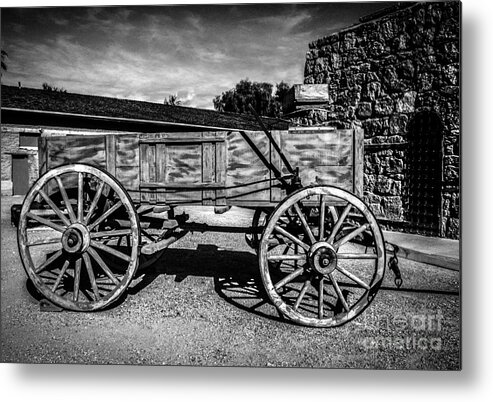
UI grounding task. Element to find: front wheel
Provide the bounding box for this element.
[17,164,140,311]
[258,185,385,327]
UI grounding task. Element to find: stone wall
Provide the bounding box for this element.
[302,1,460,238]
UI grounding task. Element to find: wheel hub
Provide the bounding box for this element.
[309,242,337,275]
[62,223,91,254]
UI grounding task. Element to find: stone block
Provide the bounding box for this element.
[374,96,394,116]
[395,91,417,113]
[1,180,13,196]
[375,176,402,196]
[382,196,404,220]
[389,114,409,135]
[446,217,460,239]
[356,102,373,118]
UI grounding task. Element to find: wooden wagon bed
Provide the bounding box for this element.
[39,127,363,208]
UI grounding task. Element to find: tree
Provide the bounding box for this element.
[213,78,291,118]
[42,82,67,93]
[163,94,181,106]
[1,50,8,76]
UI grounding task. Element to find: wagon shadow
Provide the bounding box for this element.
[126,244,284,323]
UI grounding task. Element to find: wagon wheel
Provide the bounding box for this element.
[18,164,140,311]
[246,207,273,250]
[258,185,385,327]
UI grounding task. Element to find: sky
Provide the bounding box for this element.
[1,1,398,110]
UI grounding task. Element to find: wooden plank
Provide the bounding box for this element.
[270,130,284,202]
[46,136,106,169]
[383,231,460,271]
[140,137,225,144]
[281,129,353,169]
[294,84,329,102]
[215,135,227,205]
[38,136,48,174]
[156,143,167,203]
[140,182,225,189]
[353,127,364,197]
[105,134,116,176]
[116,135,139,166]
[140,143,157,203]
[165,144,202,183]
[202,132,216,206]
[226,131,271,202]
[299,166,354,190]
[116,166,139,191]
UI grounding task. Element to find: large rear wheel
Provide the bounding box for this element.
[258,185,385,327]
[18,164,140,311]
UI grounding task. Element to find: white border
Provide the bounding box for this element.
[1,0,492,401]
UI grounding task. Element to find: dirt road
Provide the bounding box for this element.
[1,196,460,368]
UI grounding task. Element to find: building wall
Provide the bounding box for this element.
[1,126,40,195]
[302,1,460,238]
[0,124,138,196]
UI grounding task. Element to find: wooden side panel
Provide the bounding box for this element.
[202,132,216,205]
[270,131,284,202]
[45,136,106,170]
[155,143,167,203]
[278,129,355,191]
[116,135,139,166]
[140,143,157,203]
[38,136,48,175]
[226,131,271,202]
[215,138,227,205]
[353,126,364,197]
[165,144,202,183]
[115,135,140,192]
[105,135,116,176]
[281,130,353,170]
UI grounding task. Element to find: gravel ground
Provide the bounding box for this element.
[0,196,460,369]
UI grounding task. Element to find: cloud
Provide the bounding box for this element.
[1,3,387,109]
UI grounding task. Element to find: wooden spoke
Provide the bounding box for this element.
[335,266,370,290]
[77,172,84,222]
[84,180,105,225]
[274,225,309,251]
[327,203,351,243]
[338,253,378,260]
[55,176,77,223]
[293,203,316,244]
[87,247,120,285]
[38,188,71,226]
[334,223,370,248]
[318,277,325,318]
[82,253,100,301]
[267,254,306,261]
[27,237,61,247]
[51,259,70,292]
[73,257,82,302]
[294,279,311,311]
[329,206,338,224]
[329,273,350,312]
[274,267,304,290]
[87,201,123,231]
[90,229,132,239]
[34,249,63,274]
[91,240,132,262]
[26,212,66,233]
[319,197,326,241]
[141,229,157,242]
